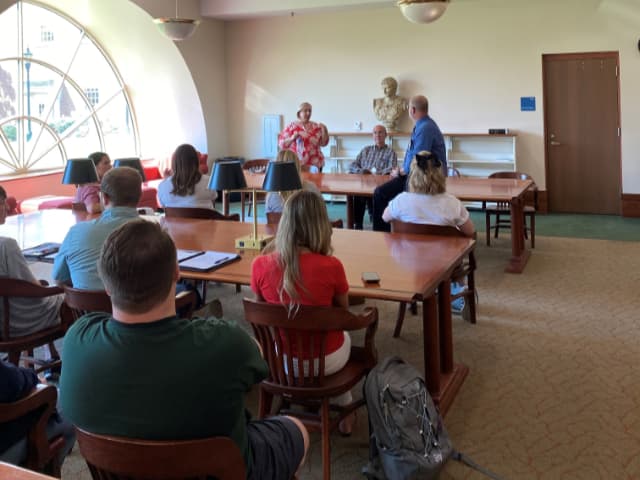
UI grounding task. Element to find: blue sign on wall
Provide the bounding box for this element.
[520,97,536,111]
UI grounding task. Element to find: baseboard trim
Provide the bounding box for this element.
[622,194,640,217]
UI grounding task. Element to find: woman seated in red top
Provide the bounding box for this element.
[251,189,355,433]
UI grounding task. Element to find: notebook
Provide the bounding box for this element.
[22,242,61,261]
[177,249,240,272]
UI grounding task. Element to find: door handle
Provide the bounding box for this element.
[550,140,562,146]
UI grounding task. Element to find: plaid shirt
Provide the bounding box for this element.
[348,144,397,175]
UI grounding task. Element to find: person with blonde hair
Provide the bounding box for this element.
[157,144,216,209]
[277,102,329,171]
[265,150,320,215]
[382,151,474,317]
[251,190,355,434]
[382,151,474,235]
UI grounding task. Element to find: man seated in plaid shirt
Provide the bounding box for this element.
[348,125,398,229]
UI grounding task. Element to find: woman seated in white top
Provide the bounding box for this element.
[157,144,216,209]
[382,151,475,315]
[265,150,320,215]
[382,150,475,237]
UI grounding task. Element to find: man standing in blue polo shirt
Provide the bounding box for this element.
[371,95,446,232]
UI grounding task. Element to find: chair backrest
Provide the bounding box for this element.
[242,159,269,173]
[488,171,538,208]
[0,279,63,340]
[266,211,342,229]
[447,167,461,178]
[63,287,112,321]
[64,287,198,321]
[243,298,377,387]
[390,220,468,238]
[164,207,240,221]
[488,171,532,181]
[76,428,245,480]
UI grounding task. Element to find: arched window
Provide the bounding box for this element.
[0,1,138,176]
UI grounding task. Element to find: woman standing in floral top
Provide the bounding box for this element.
[278,102,329,171]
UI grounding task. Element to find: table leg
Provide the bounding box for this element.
[506,196,531,273]
[422,295,441,395]
[346,195,354,229]
[437,280,453,373]
[223,192,230,216]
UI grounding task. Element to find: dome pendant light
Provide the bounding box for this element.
[398,0,450,24]
[154,0,200,41]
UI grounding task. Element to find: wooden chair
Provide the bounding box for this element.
[390,221,477,336]
[0,385,65,477]
[241,159,270,221]
[243,298,378,480]
[266,211,344,229]
[0,279,68,372]
[164,207,240,221]
[75,428,245,480]
[447,166,462,177]
[484,171,537,248]
[63,287,198,320]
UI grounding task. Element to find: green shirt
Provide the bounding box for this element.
[60,313,268,467]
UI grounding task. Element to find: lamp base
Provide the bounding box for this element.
[235,234,274,250]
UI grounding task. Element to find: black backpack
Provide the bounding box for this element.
[363,356,503,480]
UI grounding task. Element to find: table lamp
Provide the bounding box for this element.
[208,161,266,250]
[113,157,147,182]
[62,158,98,186]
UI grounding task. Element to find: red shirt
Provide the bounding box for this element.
[251,252,349,356]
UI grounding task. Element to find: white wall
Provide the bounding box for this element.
[224,0,640,191]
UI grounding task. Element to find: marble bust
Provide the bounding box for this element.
[373,77,408,131]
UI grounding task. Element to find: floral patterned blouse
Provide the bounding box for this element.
[278,121,326,169]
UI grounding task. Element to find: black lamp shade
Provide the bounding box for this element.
[208,161,247,190]
[262,162,302,192]
[113,158,146,182]
[62,158,98,185]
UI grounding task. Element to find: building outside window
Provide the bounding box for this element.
[0,2,138,176]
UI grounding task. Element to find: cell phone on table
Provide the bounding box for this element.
[362,272,380,284]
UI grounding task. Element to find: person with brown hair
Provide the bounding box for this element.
[277,102,329,171]
[157,144,216,209]
[53,167,142,290]
[60,220,308,480]
[75,151,112,213]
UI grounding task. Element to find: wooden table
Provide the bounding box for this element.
[0,210,474,414]
[0,462,58,480]
[162,216,474,415]
[232,172,532,273]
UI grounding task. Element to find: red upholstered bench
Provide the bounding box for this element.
[19,195,74,213]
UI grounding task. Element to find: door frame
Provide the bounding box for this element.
[541,51,622,214]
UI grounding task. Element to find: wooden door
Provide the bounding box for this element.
[542,52,621,214]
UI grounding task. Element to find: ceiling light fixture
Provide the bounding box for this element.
[154,0,200,41]
[398,0,450,24]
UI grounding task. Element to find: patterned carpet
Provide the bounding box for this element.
[61,234,640,479]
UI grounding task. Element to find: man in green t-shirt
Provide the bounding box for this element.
[60,220,308,479]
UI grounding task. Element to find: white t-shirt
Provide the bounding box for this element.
[265,180,320,214]
[157,175,217,209]
[386,192,469,227]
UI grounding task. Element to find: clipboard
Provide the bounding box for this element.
[177,250,240,272]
